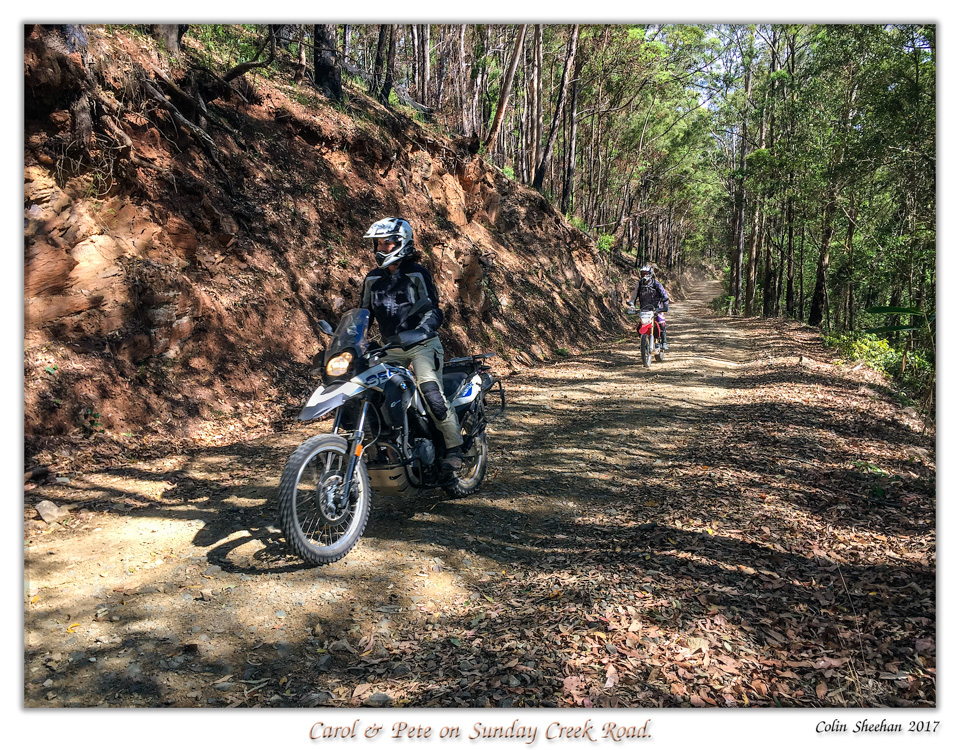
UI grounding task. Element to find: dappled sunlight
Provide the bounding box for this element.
[25,280,934,707]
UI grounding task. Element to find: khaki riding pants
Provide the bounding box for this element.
[382,337,463,450]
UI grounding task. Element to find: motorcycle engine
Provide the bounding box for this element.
[412,439,436,466]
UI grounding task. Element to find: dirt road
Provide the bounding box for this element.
[23,280,936,708]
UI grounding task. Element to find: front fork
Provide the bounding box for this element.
[334,399,369,509]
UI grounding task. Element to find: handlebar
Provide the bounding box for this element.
[626,306,665,315]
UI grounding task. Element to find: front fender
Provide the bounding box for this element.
[298,380,365,421]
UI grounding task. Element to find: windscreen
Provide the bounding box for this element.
[324,309,371,364]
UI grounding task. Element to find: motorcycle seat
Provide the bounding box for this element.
[442,372,468,399]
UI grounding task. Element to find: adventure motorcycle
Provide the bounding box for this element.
[277,308,505,566]
[628,305,666,367]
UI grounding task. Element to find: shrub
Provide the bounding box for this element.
[566,214,589,233]
[710,294,735,314]
[823,332,897,372]
[823,332,933,397]
[597,234,615,253]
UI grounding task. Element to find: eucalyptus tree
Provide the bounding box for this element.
[533,25,579,192]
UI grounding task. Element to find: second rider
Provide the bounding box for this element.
[628,264,671,350]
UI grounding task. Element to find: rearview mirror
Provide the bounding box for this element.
[319,320,334,335]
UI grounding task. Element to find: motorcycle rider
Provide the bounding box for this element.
[359,217,464,477]
[627,265,670,350]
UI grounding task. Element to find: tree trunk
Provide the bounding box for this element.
[533,25,579,193]
[731,52,753,309]
[474,26,490,141]
[151,25,182,53]
[808,192,837,328]
[775,231,785,316]
[785,188,796,318]
[379,25,398,107]
[531,25,544,179]
[370,25,388,97]
[421,24,431,105]
[744,199,763,316]
[888,283,902,346]
[844,192,858,330]
[761,31,781,318]
[410,25,420,99]
[762,211,775,317]
[796,226,806,321]
[313,24,343,103]
[519,41,531,182]
[435,25,448,109]
[482,25,527,154]
[293,25,307,84]
[561,50,582,215]
[457,25,470,134]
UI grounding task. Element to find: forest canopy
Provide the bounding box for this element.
[45,23,938,404]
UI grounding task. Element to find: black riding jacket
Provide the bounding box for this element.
[629,279,670,311]
[359,258,444,340]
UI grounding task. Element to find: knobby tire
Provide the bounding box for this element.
[277,434,371,566]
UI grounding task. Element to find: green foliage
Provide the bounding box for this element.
[597,234,615,253]
[852,459,888,476]
[710,294,736,315]
[80,407,105,435]
[566,214,588,233]
[289,87,317,107]
[823,332,933,397]
[823,332,899,373]
[190,24,258,67]
[502,165,515,180]
[105,24,149,41]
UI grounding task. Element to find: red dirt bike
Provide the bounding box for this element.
[627,305,666,367]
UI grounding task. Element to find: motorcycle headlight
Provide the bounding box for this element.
[326,352,354,378]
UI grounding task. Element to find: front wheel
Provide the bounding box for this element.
[443,432,489,498]
[277,434,371,566]
[641,335,652,367]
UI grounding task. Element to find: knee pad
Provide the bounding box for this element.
[420,381,448,421]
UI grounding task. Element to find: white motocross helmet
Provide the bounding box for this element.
[364,217,414,268]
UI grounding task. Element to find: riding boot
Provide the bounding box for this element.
[441,446,463,472]
[440,446,463,485]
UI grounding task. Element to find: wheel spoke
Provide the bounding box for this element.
[293,448,360,550]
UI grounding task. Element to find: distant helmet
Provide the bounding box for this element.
[364,217,414,267]
[639,265,654,285]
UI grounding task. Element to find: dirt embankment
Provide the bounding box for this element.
[24,25,633,468]
[24,281,935,708]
